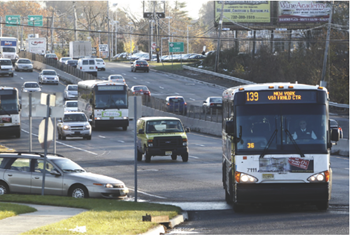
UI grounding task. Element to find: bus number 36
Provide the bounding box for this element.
[247,143,255,148]
[246,92,258,102]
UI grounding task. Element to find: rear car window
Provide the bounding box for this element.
[136,61,147,64]
[82,60,89,65]
[89,60,95,65]
[169,98,184,103]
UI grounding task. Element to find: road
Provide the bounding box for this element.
[0,62,348,234]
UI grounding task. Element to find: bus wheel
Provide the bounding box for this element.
[137,150,143,161]
[316,201,329,211]
[233,203,245,213]
[145,152,151,163]
[181,153,188,162]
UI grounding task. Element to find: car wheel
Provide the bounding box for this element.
[0,181,9,194]
[58,133,61,140]
[147,69,149,73]
[171,154,177,161]
[181,153,188,162]
[137,149,143,161]
[30,70,33,72]
[11,74,14,77]
[87,135,92,140]
[69,185,88,198]
[131,67,133,72]
[145,151,151,163]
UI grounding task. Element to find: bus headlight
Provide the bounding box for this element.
[307,171,329,182]
[235,171,258,183]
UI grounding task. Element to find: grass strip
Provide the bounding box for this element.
[0,195,181,235]
[0,202,37,220]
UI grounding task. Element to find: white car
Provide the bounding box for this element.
[57,112,92,140]
[95,58,106,71]
[63,84,78,100]
[108,74,126,85]
[77,58,97,76]
[64,100,78,112]
[15,58,33,72]
[21,81,41,93]
[38,69,59,85]
[59,57,72,63]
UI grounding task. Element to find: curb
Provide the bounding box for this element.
[140,212,188,235]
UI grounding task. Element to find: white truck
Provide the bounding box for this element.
[69,41,92,59]
[26,38,46,55]
[0,37,19,64]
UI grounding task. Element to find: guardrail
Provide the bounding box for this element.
[19,52,97,81]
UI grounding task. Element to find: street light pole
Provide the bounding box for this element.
[98,30,101,58]
[166,16,172,42]
[107,0,111,61]
[187,25,191,54]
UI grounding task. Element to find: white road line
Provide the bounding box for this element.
[159,86,164,89]
[189,98,195,101]
[21,129,98,155]
[133,77,137,79]
[190,156,199,159]
[128,188,167,199]
[99,135,106,139]
[20,77,23,80]
[117,140,125,143]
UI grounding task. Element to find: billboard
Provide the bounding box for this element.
[214,1,271,23]
[278,1,331,23]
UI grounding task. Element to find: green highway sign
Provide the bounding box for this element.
[169,42,184,53]
[5,15,20,27]
[28,15,43,27]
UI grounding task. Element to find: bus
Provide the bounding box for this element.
[0,87,21,138]
[77,80,129,130]
[222,82,341,212]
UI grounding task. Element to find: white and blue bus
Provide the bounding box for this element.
[222,83,341,212]
[78,80,129,130]
[0,87,21,138]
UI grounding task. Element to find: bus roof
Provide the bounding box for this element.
[78,80,125,89]
[0,86,18,91]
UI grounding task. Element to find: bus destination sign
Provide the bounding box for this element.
[244,90,318,104]
[97,85,124,91]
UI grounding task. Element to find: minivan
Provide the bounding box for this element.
[77,58,98,76]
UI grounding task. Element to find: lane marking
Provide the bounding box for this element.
[159,86,164,89]
[99,135,106,139]
[20,77,23,80]
[190,156,199,159]
[128,188,167,199]
[189,98,195,101]
[21,129,98,155]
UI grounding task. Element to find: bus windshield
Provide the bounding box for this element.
[235,104,327,154]
[0,93,19,115]
[95,93,127,109]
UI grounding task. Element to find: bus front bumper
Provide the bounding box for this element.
[95,119,129,127]
[236,183,330,204]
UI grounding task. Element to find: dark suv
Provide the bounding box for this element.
[165,96,187,115]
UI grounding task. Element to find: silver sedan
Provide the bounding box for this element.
[38,69,59,85]
[0,152,129,199]
[15,58,33,72]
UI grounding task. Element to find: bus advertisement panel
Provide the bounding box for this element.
[78,80,129,130]
[221,83,341,212]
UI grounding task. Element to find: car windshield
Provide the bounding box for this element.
[18,60,31,64]
[68,85,78,91]
[63,114,87,122]
[42,71,57,75]
[66,102,78,107]
[25,83,39,88]
[3,47,15,52]
[146,120,184,133]
[169,98,184,103]
[134,86,148,91]
[51,158,86,173]
[210,97,222,103]
[0,60,12,65]
[67,60,77,64]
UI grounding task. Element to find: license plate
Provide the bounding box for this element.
[165,151,172,155]
[262,174,274,180]
[109,117,114,119]
[74,131,80,135]
[89,67,94,69]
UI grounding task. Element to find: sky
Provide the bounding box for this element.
[113,0,209,20]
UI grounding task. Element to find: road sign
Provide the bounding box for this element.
[151,42,156,51]
[28,15,43,27]
[169,42,184,53]
[99,44,108,52]
[38,118,53,149]
[5,15,20,27]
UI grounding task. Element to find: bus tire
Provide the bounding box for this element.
[145,152,151,163]
[233,203,245,213]
[225,169,234,204]
[316,201,329,211]
[181,153,188,162]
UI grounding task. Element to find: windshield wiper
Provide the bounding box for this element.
[285,129,305,157]
[0,105,11,116]
[259,129,278,159]
[73,169,85,172]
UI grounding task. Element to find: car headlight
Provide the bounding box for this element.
[85,125,91,129]
[307,171,329,182]
[147,140,153,147]
[23,89,28,92]
[183,138,187,146]
[235,171,258,183]
[105,183,113,188]
[63,125,70,130]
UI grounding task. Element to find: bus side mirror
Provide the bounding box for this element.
[225,120,235,135]
[331,128,340,142]
[138,129,144,134]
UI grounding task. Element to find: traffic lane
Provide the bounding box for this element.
[100,63,224,107]
[170,207,349,235]
[329,155,349,205]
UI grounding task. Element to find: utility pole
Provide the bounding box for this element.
[320,1,333,87]
[107,0,111,61]
[73,2,78,41]
[214,2,225,72]
[44,17,51,52]
[0,17,2,37]
[51,9,54,52]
